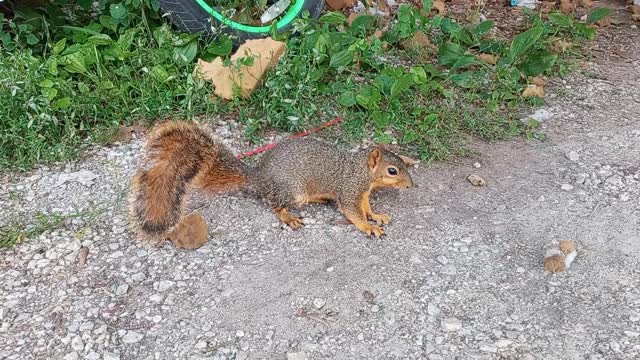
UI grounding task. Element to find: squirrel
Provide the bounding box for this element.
[128,120,415,249]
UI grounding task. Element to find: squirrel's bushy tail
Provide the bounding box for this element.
[128,121,248,241]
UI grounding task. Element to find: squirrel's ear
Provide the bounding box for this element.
[368,148,382,169]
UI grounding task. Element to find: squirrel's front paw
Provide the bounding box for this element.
[363,224,385,237]
[276,208,304,230]
[370,213,391,225]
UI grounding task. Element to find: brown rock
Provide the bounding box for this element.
[559,0,576,14]
[578,0,593,7]
[195,37,287,100]
[433,0,446,15]
[325,0,357,11]
[551,38,572,53]
[631,5,640,21]
[167,212,209,250]
[478,53,498,65]
[466,174,486,187]
[522,84,544,98]
[540,1,556,13]
[400,31,437,52]
[531,76,547,87]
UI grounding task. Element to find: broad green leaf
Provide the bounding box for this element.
[479,40,505,55]
[390,74,414,99]
[356,85,382,109]
[150,65,170,83]
[548,12,573,28]
[329,49,353,68]
[448,71,475,88]
[438,42,466,66]
[110,3,128,19]
[510,26,544,60]
[472,20,494,38]
[587,8,612,24]
[48,58,58,76]
[100,80,115,90]
[61,52,87,74]
[43,88,58,100]
[410,66,428,84]
[53,97,72,110]
[26,34,39,45]
[87,34,112,45]
[318,12,346,25]
[205,36,233,57]
[422,0,434,13]
[339,91,357,107]
[173,41,198,66]
[100,15,118,32]
[39,79,54,88]
[349,15,375,36]
[450,55,479,71]
[53,38,66,54]
[519,53,557,76]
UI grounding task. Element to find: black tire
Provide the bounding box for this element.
[157,0,325,46]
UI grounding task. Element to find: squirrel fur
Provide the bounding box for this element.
[128,120,415,248]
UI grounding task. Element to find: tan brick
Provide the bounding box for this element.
[195,37,287,100]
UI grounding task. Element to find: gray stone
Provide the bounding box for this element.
[158,280,175,292]
[121,331,144,344]
[441,318,462,332]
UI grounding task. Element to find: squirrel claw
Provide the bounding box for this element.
[366,224,385,238]
[285,217,304,230]
[370,213,391,225]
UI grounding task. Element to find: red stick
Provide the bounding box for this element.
[236,116,343,160]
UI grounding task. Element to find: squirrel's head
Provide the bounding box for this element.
[367,147,415,190]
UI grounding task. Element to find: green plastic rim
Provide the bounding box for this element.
[194,0,305,33]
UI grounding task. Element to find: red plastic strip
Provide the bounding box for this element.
[236,116,343,160]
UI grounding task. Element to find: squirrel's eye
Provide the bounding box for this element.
[387,167,398,176]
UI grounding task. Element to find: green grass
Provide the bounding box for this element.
[0,0,612,169]
[0,209,100,249]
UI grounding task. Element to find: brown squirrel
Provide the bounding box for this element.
[128,120,415,249]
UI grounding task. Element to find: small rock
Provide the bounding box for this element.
[467,174,486,187]
[149,293,163,303]
[566,151,580,162]
[115,284,129,296]
[287,351,307,360]
[495,339,513,348]
[313,298,326,309]
[371,305,380,313]
[441,264,457,275]
[516,267,525,273]
[436,255,448,265]
[236,330,245,337]
[382,309,397,326]
[620,193,630,202]
[85,353,100,360]
[71,336,84,352]
[473,162,482,168]
[480,343,498,353]
[131,272,145,282]
[441,318,462,332]
[520,108,552,125]
[561,184,574,191]
[103,352,120,360]
[326,267,334,272]
[357,333,364,341]
[427,303,439,316]
[195,341,207,349]
[240,341,250,351]
[158,280,175,292]
[625,331,640,338]
[63,352,79,360]
[121,331,144,344]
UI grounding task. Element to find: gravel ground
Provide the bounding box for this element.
[2,16,640,360]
